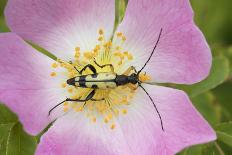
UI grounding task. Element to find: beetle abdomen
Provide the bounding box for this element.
[73,73,117,89]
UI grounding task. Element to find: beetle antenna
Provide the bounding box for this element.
[48,100,66,116]
[139,84,164,131]
[138,28,163,75]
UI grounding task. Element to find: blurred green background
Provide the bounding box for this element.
[0,0,232,154]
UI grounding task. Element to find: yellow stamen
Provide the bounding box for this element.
[84,52,94,59]
[61,83,67,88]
[104,118,109,123]
[114,109,119,116]
[98,36,104,41]
[67,88,73,93]
[126,54,133,60]
[50,72,56,77]
[51,63,58,68]
[108,113,113,120]
[122,36,127,41]
[99,29,104,35]
[116,32,123,37]
[63,102,68,106]
[123,51,129,55]
[92,117,97,123]
[116,46,121,51]
[111,124,116,130]
[122,109,127,115]
[63,107,69,112]
[75,51,80,58]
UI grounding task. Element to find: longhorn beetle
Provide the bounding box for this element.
[49,29,164,131]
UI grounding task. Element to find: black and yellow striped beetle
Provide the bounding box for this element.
[49,29,164,131]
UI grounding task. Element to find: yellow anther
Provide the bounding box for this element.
[122,36,127,41]
[116,32,123,37]
[114,52,120,56]
[118,60,123,66]
[78,106,84,112]
[51,63,58,68]
[84,52,94,59]
[92,117,97,123]
[50,72,56,77]
[95,45,101,50]
[108,41,112,47]
[114,52,124,60]
[63,102,68,106]
[75,106,82,112]
[75,47,80,52]
[122,109,127,115]
[111,124,116,130]
[68,88,73,93]
[61,83,67,88]
[93,48,99,54]
[122,96,128,103]
[123,51,129,55]
[127,54,133,60]
[113,109,119,116]
[99,29,104,35]
[63,107,69,112]
[75,50,80,58]
[104,118,109,123]
[103,43,109,48]
[116,46,121,51]
[108,113,113,120]
[98,36,104,41]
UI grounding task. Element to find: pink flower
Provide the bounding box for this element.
[0,0,216,155]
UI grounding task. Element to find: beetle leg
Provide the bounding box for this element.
[75,64,97,74]
[94,59,114,72]
[48,90,96,116]
[127,83,138,91]
[91,98,105,101]
[123,66,137,75]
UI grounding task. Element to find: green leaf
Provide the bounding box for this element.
[177,145,203,155]
[191,0,232,44]
[212,82,232,121]
[0,0,7,17]
[0,105,37,155]
[176,56,229,97]
[0,17,9,32]
[223,46,232,77]
[191,93,220,125]
[0,123,15,155]
[6,123,37,155]
[216,141,232,155]
[0,104,18,124]
[215,122,232,147]
[201,142,226,155]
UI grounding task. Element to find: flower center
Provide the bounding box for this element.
[50,28,151,129]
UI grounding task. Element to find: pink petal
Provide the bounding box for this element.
[0,33,67,135]
[116,0,211,84]
[5,0,115,60]
[36,85,216,155]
